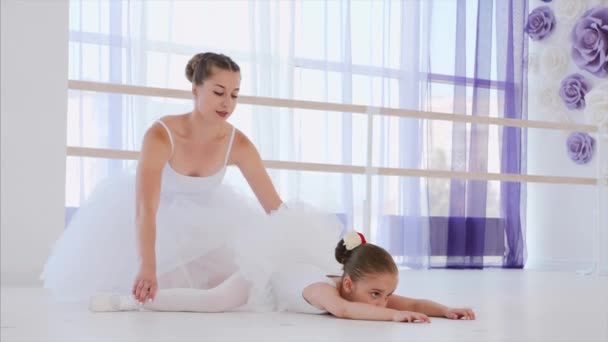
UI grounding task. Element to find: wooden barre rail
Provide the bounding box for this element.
[68,80,598,133]
[67,146,598,186]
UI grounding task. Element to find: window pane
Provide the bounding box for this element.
[429,1,456,75]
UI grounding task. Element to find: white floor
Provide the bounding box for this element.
[2,269,607,342]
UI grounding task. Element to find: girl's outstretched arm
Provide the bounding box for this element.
[303,283,430,323]
[387,295,476,320]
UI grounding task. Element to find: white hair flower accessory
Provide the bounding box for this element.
[343,230,367,251]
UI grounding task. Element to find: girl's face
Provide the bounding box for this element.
[192,67,241,122]
[340,272,398,307]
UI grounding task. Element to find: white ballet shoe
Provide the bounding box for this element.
[89,293,138,312]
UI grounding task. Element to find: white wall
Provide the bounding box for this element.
[1,0,69,286]
[526,135,605,271]
[526,1,608,272]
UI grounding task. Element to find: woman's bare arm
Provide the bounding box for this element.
[133,122,172,301]
[232,130,283,213]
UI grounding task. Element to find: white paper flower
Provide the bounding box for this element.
[540,46,571,78]
[528,52,541,73]
[534,85,561,111]
[343,230,363,251]
[532,85,571,123]
[554,0,594,23]
[584,82,608,125]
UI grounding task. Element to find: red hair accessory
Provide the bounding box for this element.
[357,232,367,244]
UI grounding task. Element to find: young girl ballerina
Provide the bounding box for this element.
[41,52,343,304]
[89,230,476,323]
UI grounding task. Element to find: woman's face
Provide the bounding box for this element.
[340,272,398,307]
[192,67,241,122]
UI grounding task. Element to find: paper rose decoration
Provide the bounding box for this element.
[566,132,595,164]
[555,1,590,23]
[540,46,571,77]
[525,6,556,41]
[534,85,562,113]
[559,74,590,110]
[570,6,608,78]
[584,82,608,125]
[528,52,541,73]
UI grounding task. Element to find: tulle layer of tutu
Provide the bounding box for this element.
[41,173,265,301]
[41,173,346,308]
[234,202,345,311]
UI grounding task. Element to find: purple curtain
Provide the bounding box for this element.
[378,0,529,269]
[441,0,528,269]
[499,0,528,268]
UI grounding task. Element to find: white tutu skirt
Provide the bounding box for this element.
[41,173,345,308]
[41,173,265,301]
[235,203,345,311]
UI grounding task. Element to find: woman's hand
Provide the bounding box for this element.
[132,264,158,303]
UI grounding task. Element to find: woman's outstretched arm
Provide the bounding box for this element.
[232,130,283,214]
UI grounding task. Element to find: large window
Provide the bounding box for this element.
[66,0,507,247]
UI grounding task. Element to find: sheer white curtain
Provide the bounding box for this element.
[370,0,432,269]
[66,1,520,270]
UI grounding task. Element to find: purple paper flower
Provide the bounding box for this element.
[559,74,590,110]
[566,132,595,164]
[571,6,608,78]
[525,6,556,41]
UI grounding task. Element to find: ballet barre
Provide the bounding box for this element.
[66,80,607,276]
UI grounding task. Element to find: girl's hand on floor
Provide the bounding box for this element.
[392,311,431,323]
[444,307,476,320]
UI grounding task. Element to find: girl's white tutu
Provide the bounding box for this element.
[235,202,345,311]
[41,164,345,307]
